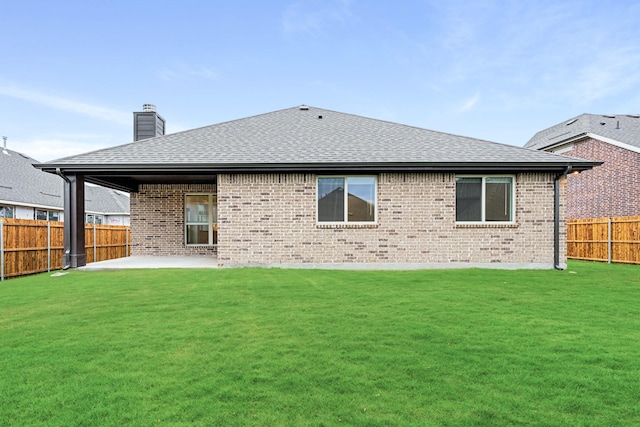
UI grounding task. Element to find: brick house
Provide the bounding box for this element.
[525,114,640,219]
[36,106,597,269]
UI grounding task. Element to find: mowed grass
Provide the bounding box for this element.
[1,262,639,426]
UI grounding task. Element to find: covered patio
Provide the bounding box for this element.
[79,256,218,270]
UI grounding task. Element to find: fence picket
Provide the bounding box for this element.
[567,216,640,264]
[0,218,130,279]
[47,221,51,272]
[1,220,4,281]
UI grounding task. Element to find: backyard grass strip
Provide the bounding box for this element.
[0,261,639,425]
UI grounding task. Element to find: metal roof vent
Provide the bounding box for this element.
[299,105,309,111]
[143,104,157,113]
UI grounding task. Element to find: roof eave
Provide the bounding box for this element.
[35,160,600,174]
[531,132,590,151]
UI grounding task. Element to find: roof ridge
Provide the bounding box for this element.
[40,106,309,165]
[1,148,40,163]
[35,105,600,178]
[110,190,129,212]
[525,112,640,150]
[297,105,525,147]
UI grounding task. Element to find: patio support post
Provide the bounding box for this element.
[59,171,86,268]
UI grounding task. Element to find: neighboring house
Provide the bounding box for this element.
[36,105,597,269]
[0,147,130,225]
[525,114,640,219]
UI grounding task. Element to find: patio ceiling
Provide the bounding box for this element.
[85,172,217,193]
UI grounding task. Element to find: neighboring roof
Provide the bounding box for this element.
[84,184,130,215]
[0,148,129,214]
[1,149,63,210]
[525,113,640,151]
[36,106,598,191]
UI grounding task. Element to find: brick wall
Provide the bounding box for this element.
[562,138,640,219]
[216,172,563,268]
[130,183,217,256]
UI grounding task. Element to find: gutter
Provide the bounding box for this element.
[34,160,600,174]
[0,200,62,211]
[554,166,572,270]
[55,168,71,270]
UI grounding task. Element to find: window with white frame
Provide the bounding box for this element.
[456,176,514,223]
[0,205,14,219]
[185,194,217,245]
[36,209,60,221]
[86,214,103,224]
[317,176,376,223]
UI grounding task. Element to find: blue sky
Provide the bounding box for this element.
[2,0,640,161]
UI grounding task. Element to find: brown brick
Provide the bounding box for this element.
[562,138,640,218]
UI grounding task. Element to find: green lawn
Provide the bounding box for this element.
[1,261,639,426]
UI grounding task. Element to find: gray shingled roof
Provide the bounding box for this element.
[84,184,130,215]
[1,149,63,209]
[43,106,594,169]
[0,148,129,214]
[525,113,640,151]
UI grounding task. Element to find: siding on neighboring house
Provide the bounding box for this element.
[128,172,565,267]
[104,215,130,226]
[7,205,130,225]
[561,138,640,219]
[14,206,52,220]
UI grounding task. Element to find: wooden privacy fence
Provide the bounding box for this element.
[567,216,640,264]
[0,218,131,280]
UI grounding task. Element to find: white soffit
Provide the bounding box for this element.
[585,133,640,154]
[548,133,640,154]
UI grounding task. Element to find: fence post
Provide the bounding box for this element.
[126,227,129,257]
[1,220,4,281]
[93,224,97,263]
[47,221,51,272]
[608,218,612,264]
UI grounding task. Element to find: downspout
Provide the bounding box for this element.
[56,168,71,270]
[554,166,572,270]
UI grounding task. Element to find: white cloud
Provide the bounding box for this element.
[571,46,640,105]
[281,0,353,36]
[16,136,115,163]
[0,84,130,125]
[458,92,480,113]
[420,1,640,109]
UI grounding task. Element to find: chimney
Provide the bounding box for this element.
[133,104,166,141]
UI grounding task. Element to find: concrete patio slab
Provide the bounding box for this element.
[79,256,218,270]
